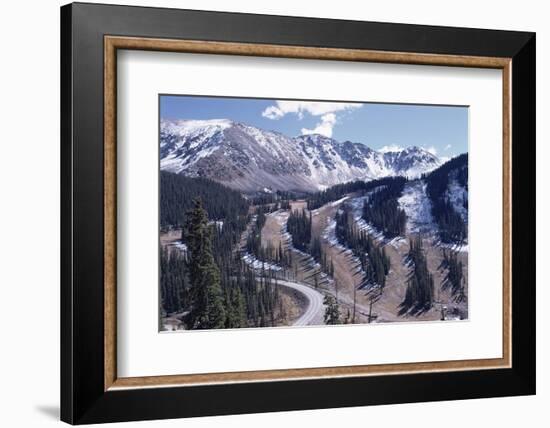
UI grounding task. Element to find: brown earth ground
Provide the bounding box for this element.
[262,194,468,324]
[239,212,313,325]
[162,195,468,327]
[276,285,308,326]
[262,206,372,324]
[311,196,468,323]
[160,229,182,252]
[290,200,307,212]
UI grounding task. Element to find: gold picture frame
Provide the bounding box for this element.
[103,36,512,391]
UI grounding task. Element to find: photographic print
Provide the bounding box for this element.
[159,95,468,331]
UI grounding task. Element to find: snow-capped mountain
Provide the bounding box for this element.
[160,119,442,193]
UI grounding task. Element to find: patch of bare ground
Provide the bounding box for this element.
[311,194,468,324]
[241,213,315,326]
[275,285,308,326]
[261,211,285,250]
[161,311,186,331]
[309,200,372,324]
[160,229,181,248]
[160,228,189,258]
[258,195,469,325]
[290,200,307,212]
[261,210,325,289]
[358,234,468,322]
[424,241,469,319]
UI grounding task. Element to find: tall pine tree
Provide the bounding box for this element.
[183,198,226,329]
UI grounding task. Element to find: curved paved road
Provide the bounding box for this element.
[277,280,325,326]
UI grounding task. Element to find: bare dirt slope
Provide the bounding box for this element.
[258,194,469,324]
[311,195,468,323]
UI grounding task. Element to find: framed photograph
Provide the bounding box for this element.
[61,2,535,424]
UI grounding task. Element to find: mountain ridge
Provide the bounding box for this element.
[160,118,443,193]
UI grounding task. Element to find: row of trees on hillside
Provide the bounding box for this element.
[286,209,312,252]
[309,237,335,278]
[441,250,467,302]
[244,207,267,259]
[401,237,434,314]
[244,206,292,267]
[285,210,335,286]
[306,176,406,210]
[362,176,407,238]
[335,205,390,289]
[250,190,301,206]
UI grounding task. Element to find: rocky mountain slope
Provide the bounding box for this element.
[160,119,442,193]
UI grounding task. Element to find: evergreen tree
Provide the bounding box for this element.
[424,154,468,243]
[225,287,247,328]
[287,208,311,251]
[159,246,188,314]
[401,237,434,313]
[183,198,226,329]
[323,295,341,325]
[335,204,390,288]
[442,250,466,301]
[160,171,249,228]
[307,176,406,210]
[362,177,407,238]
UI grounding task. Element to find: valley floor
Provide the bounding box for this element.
[160,182,468,330]
[252,190,468,326]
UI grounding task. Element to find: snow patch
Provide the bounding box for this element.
[398,180,436,234]
[446,179,468,224]
[241,253,282,272]
[330,196,349,207]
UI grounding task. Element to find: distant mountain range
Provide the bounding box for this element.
[160,119,443,193]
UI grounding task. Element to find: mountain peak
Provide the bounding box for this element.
[296,133,335,142]
[404,145,432,153]
[160,119,442,192]
[161,118,233,132]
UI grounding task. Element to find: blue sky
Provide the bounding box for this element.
[160,95,468,157]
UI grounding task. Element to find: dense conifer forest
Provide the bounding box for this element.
[160,155,469,329]
[362,176,407,238]
[160,246,187,314]
[425,154,468,243]
[160,189,282,329]
[306,176,406,210]
[250,190,300,206]
[160,171,249,227]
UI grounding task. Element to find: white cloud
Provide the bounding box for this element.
[444,144,452,151]
[301,113,337,138]
[262,100,361,137]
[424,146,438,155]
[262,100,361,120]
[379,144,404,153]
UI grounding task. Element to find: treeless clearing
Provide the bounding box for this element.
[160,229,181,247]
[290,200,307,212]
[261,211,287,250]
[276,286,308,326]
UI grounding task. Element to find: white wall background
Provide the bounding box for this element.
[0,1,545,427]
